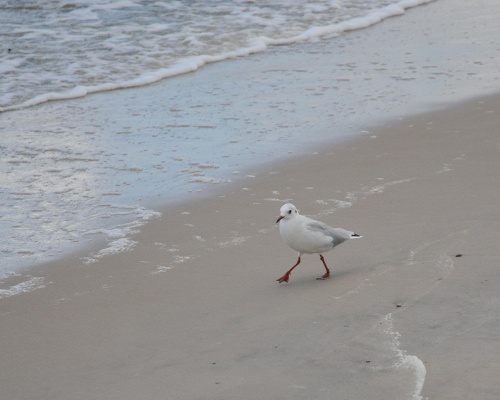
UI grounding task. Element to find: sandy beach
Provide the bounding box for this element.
[2,1,500,399]
[2,93,500,399]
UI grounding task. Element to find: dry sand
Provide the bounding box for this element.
[2,92,500,399]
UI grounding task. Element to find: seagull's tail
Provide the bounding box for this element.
[350,233,362,239]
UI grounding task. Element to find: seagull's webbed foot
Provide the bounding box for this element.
[318,255,330,280]
[277,257,301,284]
[316,271,330,280]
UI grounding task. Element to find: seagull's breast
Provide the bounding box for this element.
[279,217,333,254]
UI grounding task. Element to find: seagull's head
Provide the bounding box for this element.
[276,203,299,223]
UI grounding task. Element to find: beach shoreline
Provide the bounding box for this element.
[2,0,500,277]
[2,0,500,398]
[2,91,500,399]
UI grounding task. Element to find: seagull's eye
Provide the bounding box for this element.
[288,210,292,214]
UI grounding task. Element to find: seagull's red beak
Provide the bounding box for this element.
[276,215,284,223]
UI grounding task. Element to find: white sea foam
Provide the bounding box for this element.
[149,265,172,275]
[0,277,46,299]
[197,164,220,169]
[219,237,248,248]
[83,238,138,265]
[364,178,416,195]
[81,207,160,264]
[188,176,224,184]
[264,198,293,202]
[172,255,192,264]
[381,313,427,400]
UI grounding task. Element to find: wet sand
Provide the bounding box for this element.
[2,93,500,399]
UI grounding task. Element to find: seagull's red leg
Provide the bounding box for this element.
[318,254,330,280]
[277,256,301,283]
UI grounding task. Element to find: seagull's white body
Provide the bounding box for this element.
[276,203,361,283]
[279,211,354,254]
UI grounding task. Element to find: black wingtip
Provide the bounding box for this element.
[351,233,361,237]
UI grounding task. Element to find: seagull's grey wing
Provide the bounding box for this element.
[305,220,352,247]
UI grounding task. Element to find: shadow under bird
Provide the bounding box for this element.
[276,203,362,283]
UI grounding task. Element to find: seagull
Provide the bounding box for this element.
[276,203,362,283]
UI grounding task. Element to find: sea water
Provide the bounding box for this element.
[0,0,433,112]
